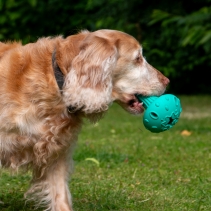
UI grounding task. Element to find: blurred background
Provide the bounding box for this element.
[0,0,210,94]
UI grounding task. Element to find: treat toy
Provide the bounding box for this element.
[136,94,182,133]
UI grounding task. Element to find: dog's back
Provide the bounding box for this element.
[0,42,22,58]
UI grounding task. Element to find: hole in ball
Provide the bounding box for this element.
[168,117,174,124]
[150,112,158,120]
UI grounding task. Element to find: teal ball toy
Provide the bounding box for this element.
[136,94,182,133]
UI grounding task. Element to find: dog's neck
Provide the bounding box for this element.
[52,50,78,113]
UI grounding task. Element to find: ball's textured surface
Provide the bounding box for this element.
[136,94,182,133]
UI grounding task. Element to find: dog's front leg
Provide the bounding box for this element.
[26,153,74,211]
[26,113,80,210]
[48,154,73,211]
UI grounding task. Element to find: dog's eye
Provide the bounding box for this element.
[136,55,143,63]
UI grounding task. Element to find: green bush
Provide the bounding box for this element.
[0,0,210,94]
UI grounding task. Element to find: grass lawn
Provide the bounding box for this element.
[0,95,211,211]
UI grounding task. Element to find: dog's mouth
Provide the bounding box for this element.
[127,94,144,114]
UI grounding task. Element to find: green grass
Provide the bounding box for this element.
[1,95,211,211]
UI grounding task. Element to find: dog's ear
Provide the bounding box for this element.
[62,34,118,114]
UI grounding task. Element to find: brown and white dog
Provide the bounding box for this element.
[0,29,169,211]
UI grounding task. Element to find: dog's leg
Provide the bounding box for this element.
[51,155,73,211]
[26,153,74,211]
[25,113,80,211]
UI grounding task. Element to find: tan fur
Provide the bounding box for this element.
[0,29,169,211]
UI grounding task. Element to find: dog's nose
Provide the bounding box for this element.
[162,77,170,86]
[165,77,170,85]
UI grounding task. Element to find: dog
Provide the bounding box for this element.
[0,29,169,211]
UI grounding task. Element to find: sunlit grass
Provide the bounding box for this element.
[0,95,211,210]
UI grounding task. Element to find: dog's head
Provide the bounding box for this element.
[56,30,169,116]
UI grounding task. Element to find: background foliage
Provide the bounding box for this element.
[0,0,210,94]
